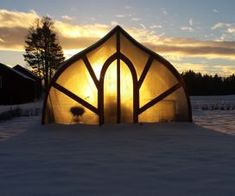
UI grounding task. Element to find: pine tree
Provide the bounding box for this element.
[24,16,65,90]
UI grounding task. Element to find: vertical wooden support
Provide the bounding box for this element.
[98,78,104,125]
[117,29,121,123]
[133,85,139,123]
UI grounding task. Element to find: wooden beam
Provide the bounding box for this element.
[117,30,121,123]
[82,55,99,88]
[138,83,181,114]
[137,56,154,89]
[133,86,139,123]
[98,82,104,125]
[53,83,99,115]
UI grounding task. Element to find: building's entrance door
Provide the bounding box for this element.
[103,60,133,123]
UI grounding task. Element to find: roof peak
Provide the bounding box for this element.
[113,25,122,30]
[111,25,126,34]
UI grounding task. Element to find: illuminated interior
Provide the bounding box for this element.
[104,61,117,123]
[42,26,192,125]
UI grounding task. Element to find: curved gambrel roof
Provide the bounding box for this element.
[42,25,192,125]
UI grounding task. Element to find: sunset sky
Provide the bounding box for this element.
[0,0,235,76]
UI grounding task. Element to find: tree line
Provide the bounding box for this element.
[181,70,235,96]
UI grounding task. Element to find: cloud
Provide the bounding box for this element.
[124,5,132,10]
[61,15,73,21]
[115,14,125,18]
[180,18,194,32]
[211,22,235,41]
[189,18,193,26]
[0,9,111,51]
[227,27,235,33]
[0,9,235,75]
[161,8,168,15]
[90,17,96,22]
[181,26,194,32]
[1,8,235,60]
[213,9,219,13]
[131,17,141,21]
[211,22,227,30]
[143,35,235,61]
[0,26,28,50]
[0,9,38,28]
[111,21,119,26]
[146,42,235,59]
[139,24,146,29]
[0,9,110,51]
[0,9,39,50]
[60,37,98,50]
[175,63,235,76]
[211,22,235,33]
[149,25,162,29]
[55,21,109,38]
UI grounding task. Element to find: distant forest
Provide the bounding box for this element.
[181,70,235,96]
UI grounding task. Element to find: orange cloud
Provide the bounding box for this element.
[1,9,235,60]
[145,42,235,60]
[174,62,235,76]
[0,9,38,28]
[0,9,234,75]
[55,21,109,39]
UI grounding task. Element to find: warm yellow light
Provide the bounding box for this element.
[103,60,134,122]
[56,59,97,108]
[92,57,105,79]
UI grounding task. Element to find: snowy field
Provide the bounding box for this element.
[191,95,235,135]
[0,100,42,141]
[0,96,235,195]
[0,100,42,114]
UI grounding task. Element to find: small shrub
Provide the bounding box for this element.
[70,106,85,123]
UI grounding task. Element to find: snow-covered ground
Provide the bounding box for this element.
[1,95,235,140]
[0,116,40,140]
[0,123,235,195]
[0,100,42,141]
[0,100,42,114]
[0,96,235,195]
[191,95,235,135]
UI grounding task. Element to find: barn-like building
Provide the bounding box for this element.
[13,64,42,99]
[0,63,36,105]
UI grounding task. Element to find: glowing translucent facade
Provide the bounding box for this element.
[42,26,192,125]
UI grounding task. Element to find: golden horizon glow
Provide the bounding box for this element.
[0,8,235,76]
